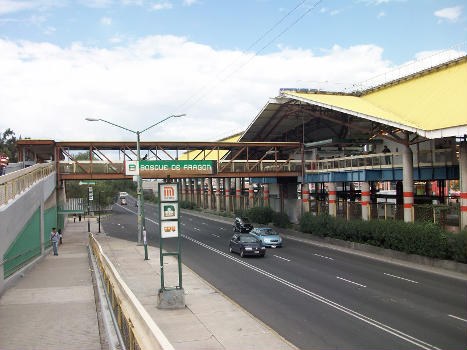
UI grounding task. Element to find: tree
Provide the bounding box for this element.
[0,129,18,162]
[65,179,137,206]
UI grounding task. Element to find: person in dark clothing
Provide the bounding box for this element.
[382,145,391,165]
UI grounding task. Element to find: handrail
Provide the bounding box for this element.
[89,233,174,350]
[0,163,55,206]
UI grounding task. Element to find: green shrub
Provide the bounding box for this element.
[180,201,197,210]
[247,206,274,224]
[272,211,291,228]
[298,214,466,263]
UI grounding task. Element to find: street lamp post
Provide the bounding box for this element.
[85,115,185,246]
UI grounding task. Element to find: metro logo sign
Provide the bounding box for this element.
[161,221,178,238]
[125,161,139,176]
[160,184,178,201]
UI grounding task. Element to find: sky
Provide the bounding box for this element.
[0,0,466,142]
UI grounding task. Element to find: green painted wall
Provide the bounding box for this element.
[3,207,41,278]
[43,206,58,249]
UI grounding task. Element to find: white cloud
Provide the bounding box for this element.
[151,1,172,10]
[330,9,340,16]
[377,11,385,19]
[183,0,196,5]
[434,6,463,22]
[0,36,399,142]
[320,7,327,13]
[78,0,113,8]
[100,16,112,25]
[0,0,64,14]
[357,0,406,5]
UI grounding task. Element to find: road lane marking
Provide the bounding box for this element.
[448,315,467,322]
[194,228,200,231]
[314,253,334,261]
[117,205,441,350]
[182,223,186,226]
[182,235,441,350]
[273,255,290,262]
[202,222,208,225]
[336,276,367,288]
[211,234,221,238]
[219,227,225,230]
[384,273,418,284]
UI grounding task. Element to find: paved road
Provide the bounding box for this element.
[103,197,466,350]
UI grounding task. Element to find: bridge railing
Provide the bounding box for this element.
[0,163,55,206]
[305,149,458,173]
[218,159,302,173]
[60,160,124,175]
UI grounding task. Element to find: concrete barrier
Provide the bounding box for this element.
[89,233,174,350]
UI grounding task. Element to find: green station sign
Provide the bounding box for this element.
[126,160,215,177]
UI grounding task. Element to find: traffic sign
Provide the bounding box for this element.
[79,180,96,185]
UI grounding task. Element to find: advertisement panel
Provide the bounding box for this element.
[161,221,179,238]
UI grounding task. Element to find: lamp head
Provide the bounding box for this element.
[172,114,186,118]
[85,117,100,122]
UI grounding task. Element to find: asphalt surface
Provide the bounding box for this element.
[103,196,467,350]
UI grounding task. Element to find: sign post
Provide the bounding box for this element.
[88,186,93,232]
[157,181,185,309]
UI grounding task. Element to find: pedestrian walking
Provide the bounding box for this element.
[58,228,63,245]
[0,153,9,176]
[78,214,82,222]
[73,214,76,223]
[382,145,391,165]
[50,228,59,256]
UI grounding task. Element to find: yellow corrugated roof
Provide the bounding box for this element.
[287,59,467,132]
[178,133,242,160]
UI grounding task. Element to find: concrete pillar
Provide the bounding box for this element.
[214,178,221,212]
[263,183,270,207]
[460,141,467,230]
[328,182,337,217]
[248,182,254,208]
[402,142,414,222]
[225,178,231,213]
[200,178,205,209]
[361,181,370,221]
[208,178,213,210]
[235,178,241,210]
[302,183,309,212]
[181,179,186,202]
[193,178,198,207]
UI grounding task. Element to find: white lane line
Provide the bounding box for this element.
[119,205,440,350]
[273,255,291,262]
[211,233,221,238]
[202,222,208,225]
[448,314,467,322]
[336,276,367,288]
[182,234,440,350]
[181,223,186,226]
[314,253,334,261]
[194,227,200,231]
[219,227,225,230]
[384,273,418,284]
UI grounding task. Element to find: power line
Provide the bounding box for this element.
[175,0,320,113]
[180,0,323,113]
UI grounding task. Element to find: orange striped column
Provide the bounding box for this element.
[248,182,254,208]
[215,178,220,212]
[200,178,205,209]
[361,182,370,221]
[460,141,467,230]
[181,178,186,202]
[302,183,310,212]
[235,178,241,210]
[225,178,231,213]
[208,178,213,210]
[328,183,337,217]
[193,178,198,206]
[263,183,270,206]
[402,143,414,222]
[187,178,192,203]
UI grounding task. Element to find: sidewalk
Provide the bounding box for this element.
[95,230,296,350]
[0,219,101,350]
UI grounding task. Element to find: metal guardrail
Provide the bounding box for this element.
[306,149,458,173]
[89,233,174,350]
[0,163,55,206]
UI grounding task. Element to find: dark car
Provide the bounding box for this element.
[229,234,265,258]
[233,217,253,233]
